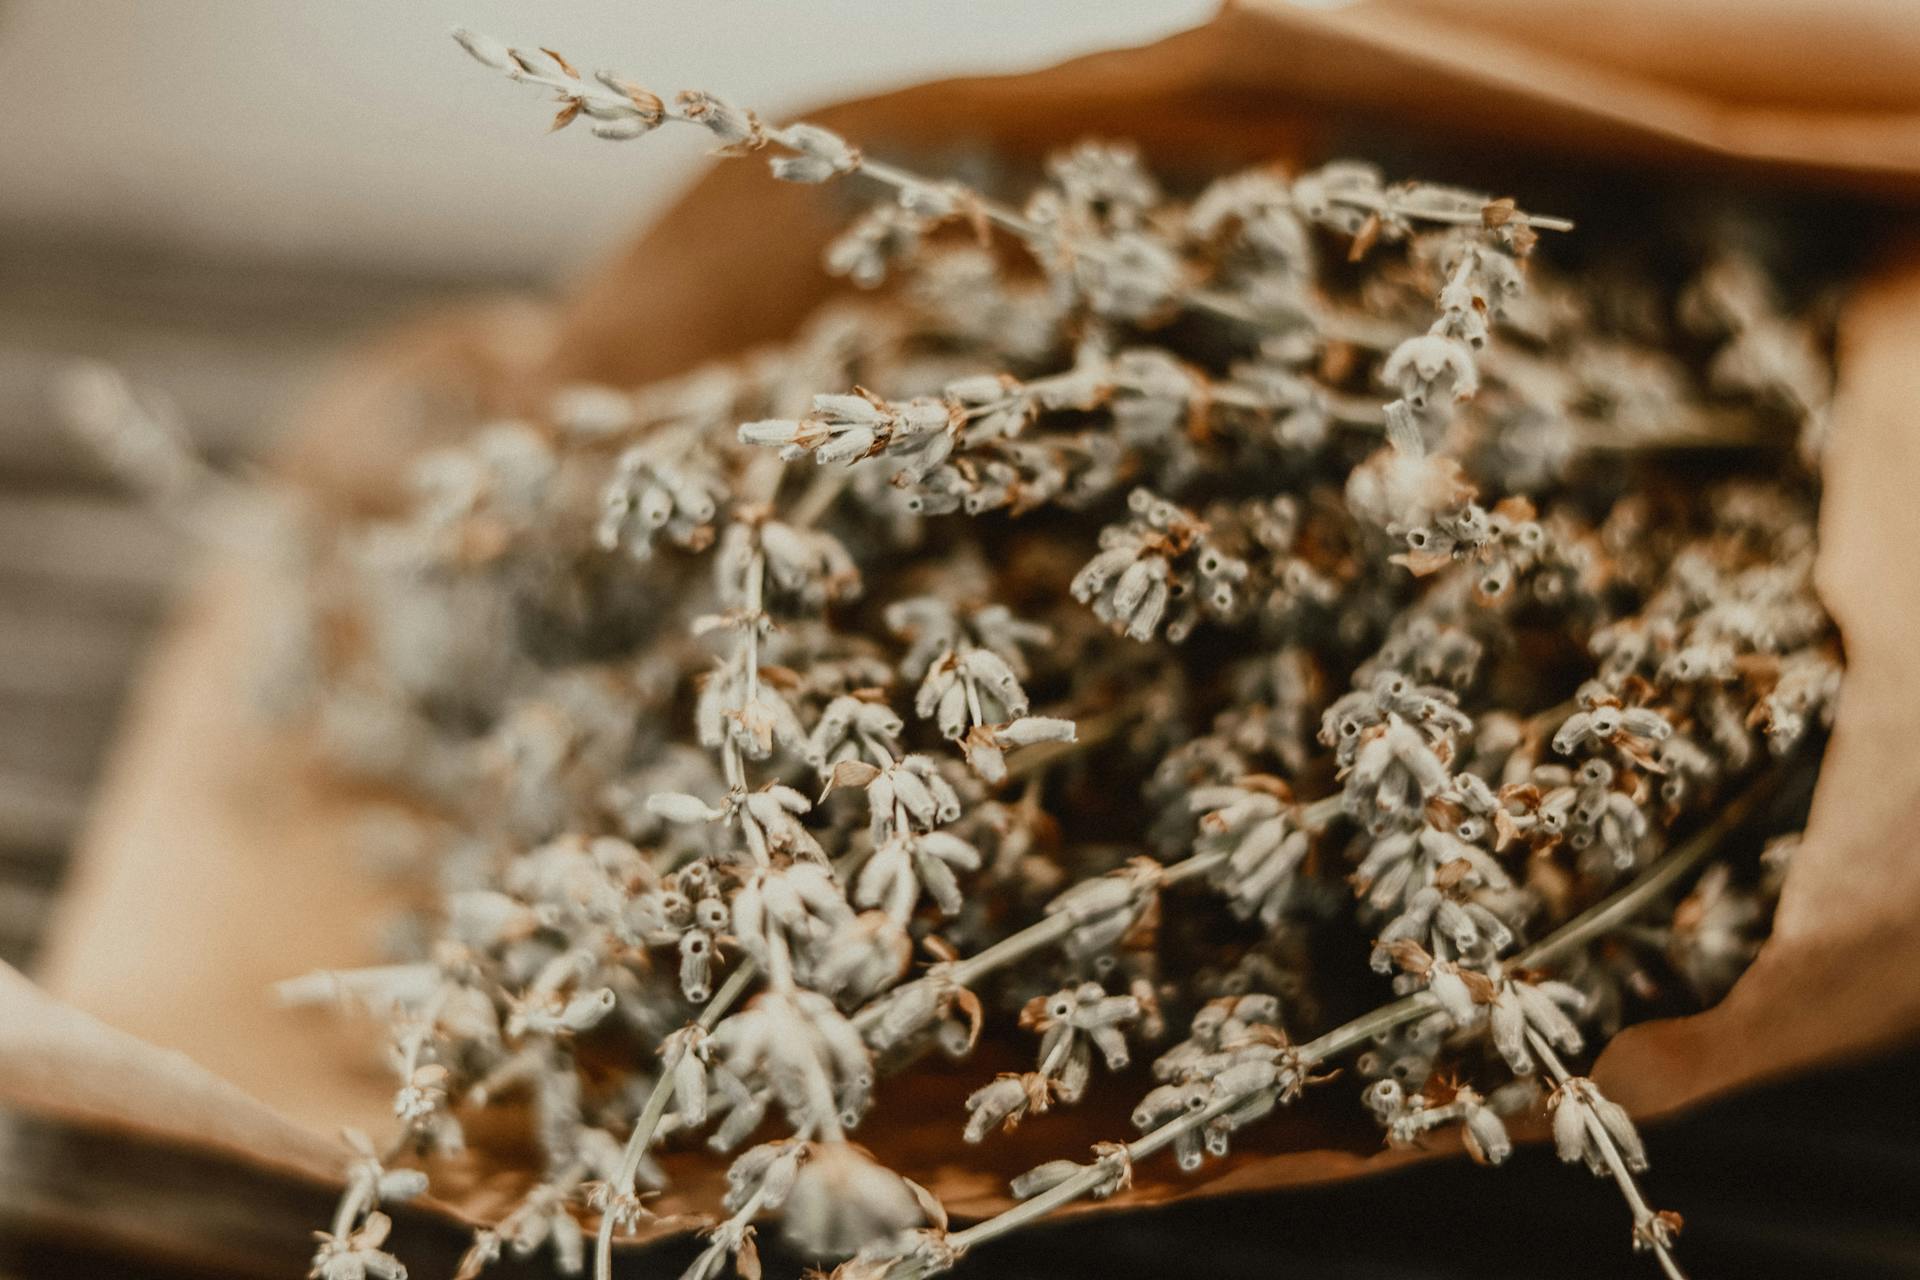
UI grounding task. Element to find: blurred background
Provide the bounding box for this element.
[3,2,1919,1277]
[0,0,1212,972]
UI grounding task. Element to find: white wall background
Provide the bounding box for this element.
[0,1,1217,280]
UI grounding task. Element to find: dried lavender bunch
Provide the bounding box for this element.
[258,30,1845,1280]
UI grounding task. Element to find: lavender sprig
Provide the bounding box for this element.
[920,789,1755,1278]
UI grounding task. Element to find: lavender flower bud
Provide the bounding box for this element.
[647,791,724,825]
[679,929,715,1001]
[1462,1096,1512,1165]
[557,987,618,1033]
[1045,862,1156,961]
[1425,961,1484,1027]
[1173,1125,1205,1171]
[450,27,514,72]
[448,890,538,950]
[963,1074,1035,1142]
[781,1143,937,1260]
[1009,1159,1083,1201]
[675,90,761,150]
[1592,1093,1649,1172]
[670,1036,710,1127]
[1132,1081,1209,1130]
[814,911,911,1002]
[1553,1085,1592,1165]
[1382,334,1478,409]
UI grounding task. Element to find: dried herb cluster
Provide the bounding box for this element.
[277,31,1844,1280]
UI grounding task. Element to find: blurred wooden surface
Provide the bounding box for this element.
[0,225,520,970]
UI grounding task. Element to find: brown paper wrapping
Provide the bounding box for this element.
[11,0,1920,1238]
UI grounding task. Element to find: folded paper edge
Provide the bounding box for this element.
[0,959,345,1185]
[1238,0,1920,184]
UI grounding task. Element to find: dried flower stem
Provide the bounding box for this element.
[594,959,761,1280]
[1512,778,1763,975]
[937,785,1757,1266]
[454,29,1571,338]
[1529,1031,1688,1280]
[855,795,1343,1030]
[998,704,1135,783]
